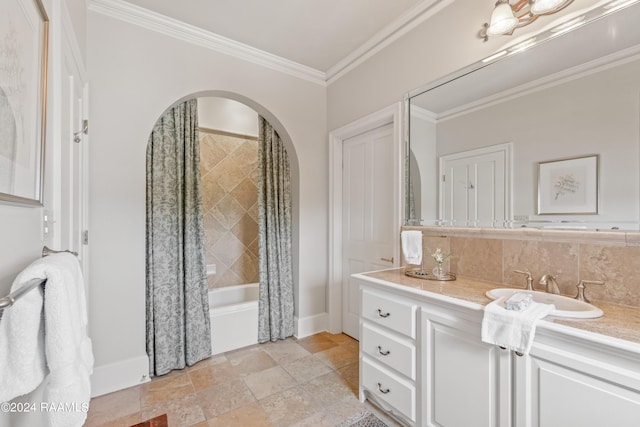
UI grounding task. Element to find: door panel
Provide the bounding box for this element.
[441,144,510,227]
[342,124,395,339]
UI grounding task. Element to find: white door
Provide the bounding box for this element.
[440,143,511,227]
[342,124,396,339]
[51,16,89,279]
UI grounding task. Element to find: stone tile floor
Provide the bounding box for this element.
[85,332,401,427]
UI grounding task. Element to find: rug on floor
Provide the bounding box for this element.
[339,411,388,427]
[130,414,168,427]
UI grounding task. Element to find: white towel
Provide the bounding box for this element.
[481,296,555,355]
[0,253,93,427]
[401,230,423,265]
[0,277,47,403]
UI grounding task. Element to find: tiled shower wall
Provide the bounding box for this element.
[402,226,640,308]
[200,128,260,288]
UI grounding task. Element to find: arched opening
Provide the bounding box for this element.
[145,92,300,372]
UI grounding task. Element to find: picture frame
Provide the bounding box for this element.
[537,154,599,215]
[0,0,49,206]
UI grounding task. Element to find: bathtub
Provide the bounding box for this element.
[209,283,259,355]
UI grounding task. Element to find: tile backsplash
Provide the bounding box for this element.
[402,226,640,308]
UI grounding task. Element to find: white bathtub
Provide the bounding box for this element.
[209,283,259,355]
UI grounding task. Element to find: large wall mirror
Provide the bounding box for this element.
[406,0,640,230]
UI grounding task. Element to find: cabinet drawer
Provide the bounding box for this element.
[362,357,416,422]
[362,323,416,380]
[362,289,416,338]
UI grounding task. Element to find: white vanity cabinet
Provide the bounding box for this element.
[421,305,512,427]
[515,331,640,427]
[356,273,640,427]
[358,281,419,425]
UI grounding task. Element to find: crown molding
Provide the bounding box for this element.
[326,0,454,85]
[87,0,327,86]
[88,0,452,86]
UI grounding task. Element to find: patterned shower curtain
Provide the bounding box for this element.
[257,116,294,343]
[145,99,211,376]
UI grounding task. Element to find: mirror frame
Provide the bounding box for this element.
[404,0,640,229]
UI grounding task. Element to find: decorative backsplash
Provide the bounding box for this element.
[401,226,640,308]
[200,128,260,288]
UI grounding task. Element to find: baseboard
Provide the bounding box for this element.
[91,354,150,397]
[295,312,329,339]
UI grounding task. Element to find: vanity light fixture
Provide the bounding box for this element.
[480,0,575,41]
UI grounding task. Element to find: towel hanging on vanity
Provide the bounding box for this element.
[481,296,555,355]
[401,230,423,265]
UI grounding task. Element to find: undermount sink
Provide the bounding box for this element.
[486,288,603,319]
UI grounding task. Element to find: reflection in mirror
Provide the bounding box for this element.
[406,0,640,230]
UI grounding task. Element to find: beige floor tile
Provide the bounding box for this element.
[337,361,359,389]
[299,372,356,409]
[86,333,371,427]
[196,379,256,419]
[315,344,359,370]
[84,412,142,427]
[189,359,239,392]
[141,393,205,427]
[225,346,277,376]
[282,355,333,384]
[322,396,369,425]
[85,386,141,426]
[289,411,334,427]
[141,373,194,409]
[297,334,339,354]
[260,340,310,364]
[207,402,274,427]
[260,386,322,427]
[187,354,229,372]
[320,332,356,345]
[243,366,296,399]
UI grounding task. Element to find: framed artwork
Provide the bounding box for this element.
[0,0,49,206]
[537,154,599,215]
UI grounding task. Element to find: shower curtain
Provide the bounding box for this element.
[257,116,294,343]
[145,99,211,376]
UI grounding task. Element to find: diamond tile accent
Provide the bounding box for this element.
[200,130,260,288]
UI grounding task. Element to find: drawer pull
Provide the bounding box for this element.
[377,382,390,394]
[377,308,391,318]
[515,351,524,357]
[377,346,391,356]
[499,346,507,350]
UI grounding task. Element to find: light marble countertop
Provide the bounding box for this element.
[359,267,640,347]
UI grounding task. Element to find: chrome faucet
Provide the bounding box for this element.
[539,274,560,294]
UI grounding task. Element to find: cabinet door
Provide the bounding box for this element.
[423,310,512,427]
[515,341,640,427]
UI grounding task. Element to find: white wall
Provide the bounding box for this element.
[0,0,86,290]
[198,97,259,137]
[0,0,86,425]
[87,11,327,394]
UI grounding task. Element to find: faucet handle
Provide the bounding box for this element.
[575,279,605,303]
[514,270,534,290]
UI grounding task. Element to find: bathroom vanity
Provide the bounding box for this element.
[356,269,640,427]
